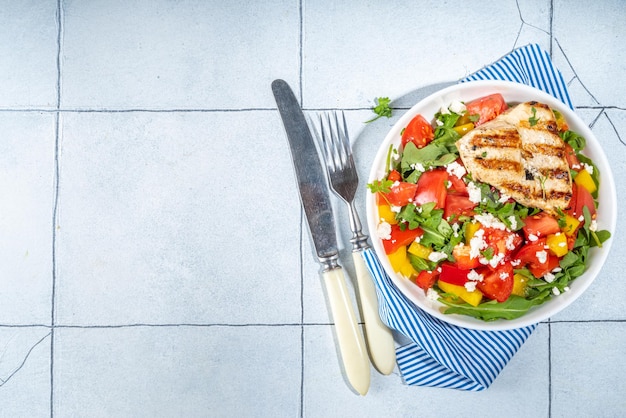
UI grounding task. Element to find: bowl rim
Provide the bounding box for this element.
[365,79,618,330]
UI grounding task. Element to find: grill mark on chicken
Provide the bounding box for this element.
[475,158,522,172]
[470,130,520,149]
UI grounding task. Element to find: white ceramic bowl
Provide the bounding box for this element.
[366,80,617,330]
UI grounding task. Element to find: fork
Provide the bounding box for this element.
[315,111,396,375]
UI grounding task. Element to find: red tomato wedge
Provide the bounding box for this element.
[444,194,477,220]
[513,238,559,278]
[414,169,448,209]
[387,170,402,182]
[439,263,469,286]
[465,93,508,126]
[380,181,418,207]
[528,254,560,278]
[414,269,440,291]
[447,172,468,196]
[452,244,481,270]
[476,262,514,302]
[522,212,561,238]
[382,225,424,254]
[564,143,580,170]
[573,183,596,219]
[483,227,523,257]
[401,114,434,148]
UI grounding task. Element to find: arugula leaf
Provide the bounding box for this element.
[560,130,586,152]
[365,97,393,123]
[440,296,544,321]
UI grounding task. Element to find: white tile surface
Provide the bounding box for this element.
[0,1,625,417]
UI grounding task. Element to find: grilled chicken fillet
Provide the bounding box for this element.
[456,101,572,215]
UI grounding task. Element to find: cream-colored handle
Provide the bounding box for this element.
[352,252,396,375]
[322,267,370,396]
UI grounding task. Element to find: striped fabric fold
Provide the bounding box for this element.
[362,44,573,391]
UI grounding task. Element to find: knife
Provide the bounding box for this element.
[272,79,370,395]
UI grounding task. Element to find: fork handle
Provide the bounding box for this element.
[322,266,370,395]
[352,251,396,375]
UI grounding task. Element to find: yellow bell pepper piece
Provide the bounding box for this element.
[574,168,597,194]
[408,242,432,259]
[387,246,418,279]
[562,214,581,236]
[453,122,474,136]
[546,232,568,257]
[464,221,481,244]
[512,273,528,297]
[438,280,483,307]
[377,204,398,225]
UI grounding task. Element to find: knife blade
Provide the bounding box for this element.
[272,79,370,395]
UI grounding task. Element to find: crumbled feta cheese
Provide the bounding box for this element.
[552,267,562,273]
[583,163,594,175]
[428,251,448,263]
[414,236,421,243]
[426,287,439,301]
[467,182,482,204]
[552,287,561,296]
[505,233,517,250]
[535,250,548,264]
[467,269,484,282]
[528,233,539,242]
[446,161,467,179]
[411,162,426,172]
[544,272,555,283]
[563,286,570,292]
[578,215,585,222]
[489,252,505,268]
[439,105,451,115]
[390,205,402,213]
[464,281,477,292]
[572,164,581,170]
[474,213,507,230]
[511,259,521,267]
[436,119,444,126]
[499,193,511,203]
[507,216,518,231]
[449,100,467,114]
[376,221,392,240]
[558,242,567,247]
[589,220,598,232]
[469,229,487,259]
[499,271,510,280]
[391,180,400,188]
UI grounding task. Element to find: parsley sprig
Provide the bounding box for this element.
[365,97,393,123]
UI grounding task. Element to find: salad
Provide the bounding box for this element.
[368,93,611,321]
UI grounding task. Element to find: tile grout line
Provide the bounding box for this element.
[50,0,63,416]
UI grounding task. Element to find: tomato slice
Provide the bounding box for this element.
[522,212,561,238]
[527,254,560,278]
[514,238,548,267]
[483,227,523,257]
[573,183,596,219]
[465,93,508,126]
[452,244,481,270]
[414,169,448,209]
[414,269,440,291]
[387,170,402,182]
[380,181,418,207]
[564,143,580,170]
[476,262,514,302]
[439,262,469,286]
[401,114,434,148]
[447,173,468,196]
[382,225,424,254]
[444,194,477,220]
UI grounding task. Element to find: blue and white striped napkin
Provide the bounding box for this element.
[362,44,573,391]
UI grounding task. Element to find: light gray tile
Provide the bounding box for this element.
[53,325,301,417]
[553,0,626,107]
[0,0,58,109]
[303,1,551,109]
[551,322,626,416]
[303,324,549,417]
[55,111,301,325]
[0,327,51,416]
[0,112,55,325]
[61,0,300,109]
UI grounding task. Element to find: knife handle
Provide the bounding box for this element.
[322,266,370,395]
[352,252,397,375]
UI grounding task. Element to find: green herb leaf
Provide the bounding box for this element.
[529,106,539,126]
[440,295,544,321]
[365,97,393,123]
[366,179,393,194]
